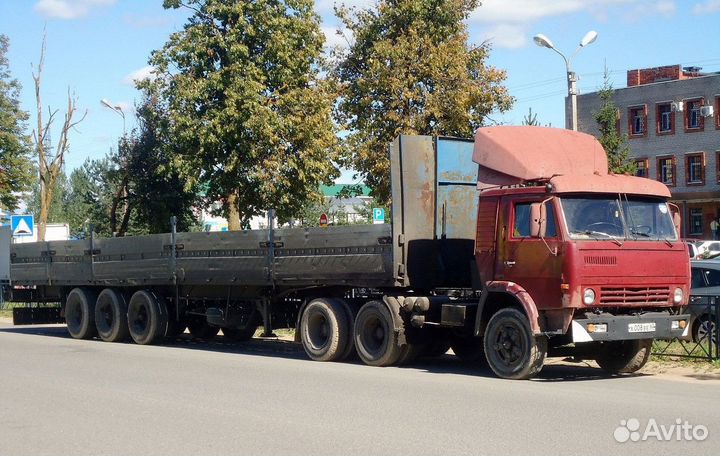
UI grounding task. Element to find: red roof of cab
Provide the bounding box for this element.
[473,126,670,198]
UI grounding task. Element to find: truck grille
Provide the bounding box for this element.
[599,287,670,305]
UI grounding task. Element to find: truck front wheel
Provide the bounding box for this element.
[594,339,652,375]
[483,308,547,380]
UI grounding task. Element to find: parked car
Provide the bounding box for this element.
[689,259,720,343]
[687,241,703,259]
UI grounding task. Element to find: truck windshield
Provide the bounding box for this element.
[561,196,677,241]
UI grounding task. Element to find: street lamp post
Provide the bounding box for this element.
[100,98,126,134]
[533,31,598,131]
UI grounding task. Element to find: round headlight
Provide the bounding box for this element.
[583,288,596,305]
[673,288,683,304]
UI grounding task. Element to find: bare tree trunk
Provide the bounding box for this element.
[32,33,86,241]
[227,191,241,231]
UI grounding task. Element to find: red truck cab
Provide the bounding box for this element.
[472,127,690,378]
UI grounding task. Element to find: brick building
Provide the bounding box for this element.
[576,64,720,239]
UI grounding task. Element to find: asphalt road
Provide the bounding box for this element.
[0,322,718,456]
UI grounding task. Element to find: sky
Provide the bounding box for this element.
[2,0,720,182]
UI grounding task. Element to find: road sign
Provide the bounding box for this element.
[10,215,34,237]
[319,213,328,227]
[372,208,385,224]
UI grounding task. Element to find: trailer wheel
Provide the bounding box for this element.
[354,300,402,367]
[451,337,487,364]
[187,317,220,340]
[65,288,98,339]
[594,339,652,375]
[127,291,168,345]
[94,288,129,342]
[300,298,349,362]
[483,308,547,380]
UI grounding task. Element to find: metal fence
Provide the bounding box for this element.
[652,296,719,361]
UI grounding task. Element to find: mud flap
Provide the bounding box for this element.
[12,307,64,325]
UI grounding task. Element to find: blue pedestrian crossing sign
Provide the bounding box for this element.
[10,215,34,237]
[372,208,385,224]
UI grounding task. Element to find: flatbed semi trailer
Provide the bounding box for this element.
[1,127,691,379]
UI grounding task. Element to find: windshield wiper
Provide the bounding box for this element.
[583,230,623,246]
[629,229,650,238]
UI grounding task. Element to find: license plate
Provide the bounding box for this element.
[628,322,656,333]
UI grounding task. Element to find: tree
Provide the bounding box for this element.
[594,68,635,175]
[141,0,340,230]
[32,34,86,240]
[334,0,513,202]
[0,34,33,211]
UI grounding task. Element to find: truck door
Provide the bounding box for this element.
[495,197,563,311]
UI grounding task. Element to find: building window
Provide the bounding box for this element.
[689,208,703,236]
[628,106,646,137]
[685,152,705,185]
[685,98,705,131]
[716,96,720,130]
[635,158,649,178]
[657,156,675,186]
[717,151,720,183]
[656,103,674,134]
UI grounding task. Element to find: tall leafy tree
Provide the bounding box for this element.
[0,34,33,211]
[334,0,513,202]
[141,0,340,229]
[594,68,635,175]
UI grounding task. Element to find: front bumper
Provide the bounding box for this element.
[571,312,690,342]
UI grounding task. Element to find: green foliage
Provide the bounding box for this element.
[334,0,513,203]
[142,0,340,228]
[593,68,636,175]
[0,35,34,211]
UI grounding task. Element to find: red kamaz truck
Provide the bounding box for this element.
[1,126,691,379]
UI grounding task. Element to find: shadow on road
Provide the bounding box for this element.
[0,324,641,382]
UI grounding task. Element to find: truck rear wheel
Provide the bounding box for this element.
[127,290,168,345]
[483,308,547,380]
[594,339,652,375]
[94,288,129,342]
[65,288,98,340]
[300,298,349,361]
[354,300,402,367]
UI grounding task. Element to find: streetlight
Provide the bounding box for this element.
[533,30,598,131]
[100,98,126,134]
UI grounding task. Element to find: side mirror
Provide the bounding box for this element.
[668,202,681,237]
[530,202,547,238]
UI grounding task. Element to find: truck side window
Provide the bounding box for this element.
[513,202,557,238]
[691,268,706,288]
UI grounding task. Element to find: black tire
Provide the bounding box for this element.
[222,311,260,342]
[692,314,717,344]
[94,288,129,342]
[451,337,487,363]
[594,339,652,375]
[300,298,349,362]
[397,343,423,365]
[127,290,168,345]
[483,308,547,380]
[334,298,358,361]
[65,288,98,339]
[354,300,403,367]
[187,316,220,340]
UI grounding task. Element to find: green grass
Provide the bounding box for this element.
[0,309,12,318]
